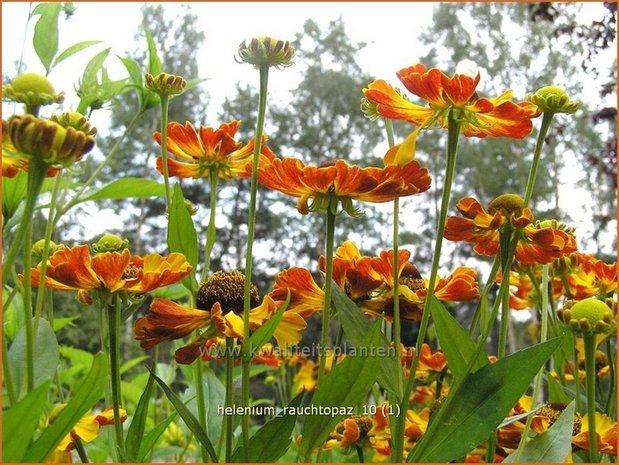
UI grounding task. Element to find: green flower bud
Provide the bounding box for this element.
[488,193,525,216]
[562,298,616,335]
[32,239,61,260]
[92,233,129,253]
[7,114,95,167]
[145,72,187,97]
[526,85,579,114]
[50,111,97,137]
[2,73,65,109]
[236,36,295,70]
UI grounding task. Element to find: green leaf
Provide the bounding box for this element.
[9,318,59,398]
[33,3,61,73]
[120,355,149,375]
[52,40,103,67]
[2,170,27,221]
[24,353,107,462]
[246,292,290,360]
[332,284,402,400]
[299,321,383,460]
[2,381,51,462]
[79,177,166,203]
[52,315,80,332]
[151,370,218,462]
[78,47,110,91]
[547,374,573,405]
[407,338,562,463]
[504,401,575,463]
[126,372,155,462]
[231,394,303,462]
[137,413,177,462]
[430,295,488,379]
[143,25,163,75]
[2,286,24,341]
[188,366,225,449]
[167,184,198,291]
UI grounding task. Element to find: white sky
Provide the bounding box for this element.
[2,2,616,255]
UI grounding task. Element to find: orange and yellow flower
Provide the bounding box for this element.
[564,252,617,300]
[257,157,431,215]
[134,295,306,364]
[363,64,539,165]
[497,269,564,310]
[444,196,577,266]
[28,244,191,304]
[573,412,617,456]
[154,120,275,180]
[272,241,478,321]
[46,406,127,463]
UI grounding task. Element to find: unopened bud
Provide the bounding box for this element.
[145,72,187,97]
[526,85,579,114]
[236,36,295,70]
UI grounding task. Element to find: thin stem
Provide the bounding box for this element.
[200,170,219,283]
[108,296,125,458]
[193,359,209,462]
[574,341,582,413]
[241,64,269,457]
[34,171,65,332]
[384,118,405,461]
[512,265,550,462]
[395,113,461,462]
[58,113,141,218]
[605,339,616,418]
[468,258,501,337]
[583,333,600,462]
[23,216,35,394]
[523,112,554,207]
[497,268,511,359]
[73,436,90,463]
[224,337,235,462]
[158,94,172,212]
[318,207,336,382]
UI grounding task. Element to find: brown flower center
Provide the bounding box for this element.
[121,265,140,281]
[536,403,582,435]
[400,262,424,291]
[197,270,260,314]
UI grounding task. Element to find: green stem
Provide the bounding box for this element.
[23,215,35,394]
[73,436,90,463]
[33,171,65,332]
[468,258,501,337]
[194,358,209,462]
[2,158,46,288]
[512,265,550,462]
[108,296,125,458]
[395,113,461,462]
[574,341,582,413]
[523,112,554,207]
[200,170,219,283]
[158,94,172,212]
[58,113,141,218]
[241,64,269,457]
[497,266,511,359]
[318,206,336,382]
[605,339,616,418]
[224,337,235,462]
[583,333,600,462]
[384,118,405,461]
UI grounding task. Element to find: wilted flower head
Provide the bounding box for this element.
[6,114,95,168]
[236,36,295,69]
